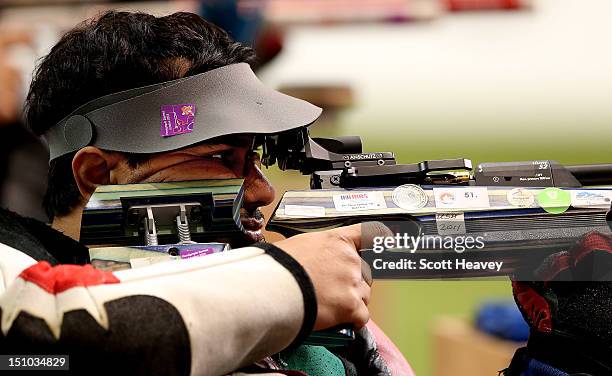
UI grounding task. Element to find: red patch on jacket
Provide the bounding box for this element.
[512,281,552,333]
[19,261,119,294]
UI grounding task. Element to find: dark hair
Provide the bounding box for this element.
[26,11,256,220]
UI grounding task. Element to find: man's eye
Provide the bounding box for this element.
[209,152,230,160]
[207,152,235,166]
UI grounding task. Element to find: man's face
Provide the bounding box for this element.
[111,135,274,243]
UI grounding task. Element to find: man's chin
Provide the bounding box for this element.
[243,229,265,244]
[239,209,266,245]
[228,229,264,249]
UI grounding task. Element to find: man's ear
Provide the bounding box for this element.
[72,147,122,201]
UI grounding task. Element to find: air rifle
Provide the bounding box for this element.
[77,128,612,347]
[261,127,612,279]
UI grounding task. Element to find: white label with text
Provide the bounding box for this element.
[332,191,387,212]
[433,187,490,209]
[435,212,466,235]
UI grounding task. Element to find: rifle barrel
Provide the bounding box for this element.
[567,164,612,186]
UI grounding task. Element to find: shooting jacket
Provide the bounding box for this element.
[0,208,413,376]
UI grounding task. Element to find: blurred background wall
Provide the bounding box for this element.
[1,1,611,375]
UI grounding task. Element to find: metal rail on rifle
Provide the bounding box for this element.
[259,127,612,189]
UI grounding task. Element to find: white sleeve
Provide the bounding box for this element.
[0,242,317,376]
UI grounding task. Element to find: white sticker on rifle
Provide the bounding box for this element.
[507,188,535,208]
[392,184,428,210]
[332,191,387,212]
[435,212,466,235]
[570,190,612,209]
[284,204,326,217]
[433,187,490,209]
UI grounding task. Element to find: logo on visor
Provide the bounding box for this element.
[160,104,196,137]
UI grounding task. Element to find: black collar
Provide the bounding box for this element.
[0,208,89,265]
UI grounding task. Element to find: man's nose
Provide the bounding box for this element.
[242,160,275,211]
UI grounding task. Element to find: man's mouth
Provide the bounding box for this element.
[240,209,265,243]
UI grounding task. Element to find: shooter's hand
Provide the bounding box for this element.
[274,222,390,331]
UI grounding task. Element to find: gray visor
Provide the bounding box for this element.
[44,63,322,162]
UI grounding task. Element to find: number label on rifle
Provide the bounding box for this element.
[433,187,490,209]
[533,160,549,170]
[435,212,466,235]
